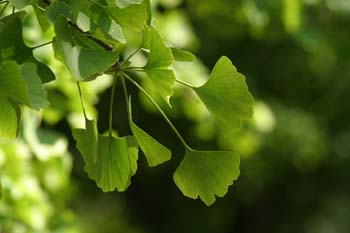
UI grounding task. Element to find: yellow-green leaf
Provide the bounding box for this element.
[195,56,254,131]
[128,99,171,166]
[174,149,240,206]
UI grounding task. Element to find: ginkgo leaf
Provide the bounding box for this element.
[0,97,21,139]
[9,0,29,9]
[0,60,30,106]
[73,129,139,192]
[173,149,240,206]
[171,48,196,62]
[0,13,55,83]
[54,15,119,81]
[106,0,142,8]
[144,0,152,25]
[46,1,73,23]
[144,68,175,105]
[128,99,171,166]
[144,27,175,105]
[89,5,126,43]
[194,56,254,131]
[20,63,49,110]
[86,119,98,162]
[144,27,173,69]
[106,4,147,32]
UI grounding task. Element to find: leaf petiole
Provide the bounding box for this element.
[175,79,194,88]
[31,41,53,50]
[77,82,88,119]
[108,75,117,137]
[123,72,192,151]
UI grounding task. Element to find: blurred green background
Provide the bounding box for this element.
[1,0,350,232]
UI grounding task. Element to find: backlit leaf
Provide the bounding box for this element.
[0,60,30,106]
[54,15,119,81]
[20,63,49,110]
[106,4,147,32]
[73,129,139,192]
[174,149,240,206]
[128,99,171,166]
[0,13,55,83]
[144,27,175,105]
[171,48,196,62]
[0,97,21,139]
[195,56,254,131]
[9,0,29,9]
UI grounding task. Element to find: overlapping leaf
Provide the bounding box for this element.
[20,63,49,110]
[128,99,171,167]
[171,48,196,62]
[106,4,147,32]
[0,97,21,139]
[0,12,55,83]
[174,149,240,206]
[9,0,29,9]
[195,56,254,131]
[73,124,139,192]
[54,15,119,81]
[143,27,175,105]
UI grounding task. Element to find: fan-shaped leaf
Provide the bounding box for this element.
[0,60,30,105]
[73,129,139,192]
[54,15,119,81]
[20,63,49,110]
[0,97,21,139]
[194,56,254,131]
[171,48,196,62]
[106,4,147,32]
[128,99,171,166]
[9,0,29,9]
[174,149,240,206]
[144,27,175,105]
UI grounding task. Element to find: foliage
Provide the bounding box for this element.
[0,0,253,206]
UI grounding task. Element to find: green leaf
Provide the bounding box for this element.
[144,27,175,105]
[128,99,171,167]
[0,61,30,105]
[46,1,73,23]
[86,119,98,162]
[171,48,196,62]
[106,4,147,32]
[106,0,142,8]
[20,63,49,110]
[0,97,21,139]
[0,13,55,83]
[173,149,240,206]
[144,69,175,105]
[9,0,29,9]
[144,27,173,69]
[89,5,126,43]
[32,0,51,31]
[54,15,119,81]
[73,129,139,192]
[194,56,254,131]
[144,0,152,25]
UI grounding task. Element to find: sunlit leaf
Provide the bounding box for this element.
[144,68,175,105]
[106,0,143,8]
[195,56,254,131]
[54,15,119,81]
[144,27,175,105]
[73,129,139,192]
[46,1,73,23]
[106,4,147,32]
[0,60,30,105]
[0,97,20,139]
[0,13,55,83]
[144,0,152,25]
[174,149,240,206]
[9,0,29,9]
[171,48,196,62]
[20,63,49,110]
[128,99,171,166]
